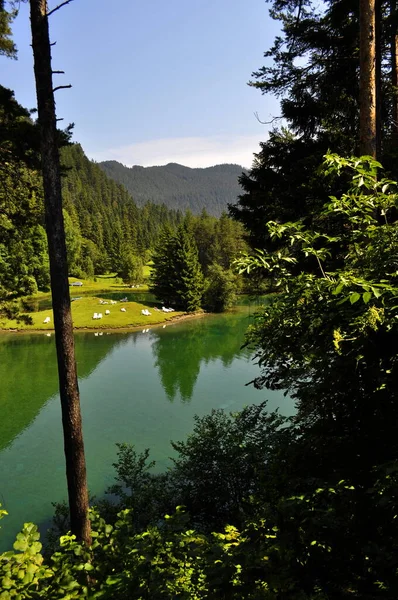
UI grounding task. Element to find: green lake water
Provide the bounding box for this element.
[0,306,294,551]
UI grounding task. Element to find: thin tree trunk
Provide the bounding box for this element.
[360,0,378,156]
[375,0,382,159]
[29,0,91,545]
[391,0,398,137]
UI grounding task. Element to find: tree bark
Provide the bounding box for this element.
[29,0,91,545]
[391,0,398,138]
[359,0,378,157]
[375,0,382,158]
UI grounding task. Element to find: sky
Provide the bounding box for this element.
[2,0,281,169]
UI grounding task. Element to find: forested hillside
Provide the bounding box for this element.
[0,85,183,306]
[98,160,245,216]
[59,144,183,276]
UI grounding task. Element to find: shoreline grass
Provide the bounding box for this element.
[0,296,187,332]
[0,274,192,332]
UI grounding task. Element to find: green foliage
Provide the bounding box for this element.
[150,224,204,311]
[0,508,52,599]
[203,264,237,312]
[119,252,143,284]
[101,443,174,531]
[229,0,398,248]
[3,458,398,598]
[171,403,292,530]
[0,1,17,58]
[236,154,398,475]
[60,144,182,277]
[150,213,247,313]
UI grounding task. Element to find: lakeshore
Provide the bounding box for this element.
[0,309,206,334]
[0,275,197,333]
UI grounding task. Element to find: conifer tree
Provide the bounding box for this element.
[0,0,16,58]
[360,0,378,156]
[230,0,397,246]
[150,225,204,311]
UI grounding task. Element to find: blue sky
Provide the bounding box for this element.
[2,0,281,168]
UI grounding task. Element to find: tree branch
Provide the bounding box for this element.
[254,112,283,125]
[53,84,72,92]
[47,0,74,17]
[52,70,65,74]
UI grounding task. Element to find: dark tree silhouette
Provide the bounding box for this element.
[360,0,378,156]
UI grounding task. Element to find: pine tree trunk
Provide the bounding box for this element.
[391,0,398,137]
[29,0,91,545]
[359,0,378,156]
[375,0,382,158]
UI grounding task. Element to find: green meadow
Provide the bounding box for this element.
[0,274,186,331]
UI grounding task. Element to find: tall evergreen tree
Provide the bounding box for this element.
[230,0,398,247]
[150,225,204,312]
[360,0,378,155]
[0,0,16,58]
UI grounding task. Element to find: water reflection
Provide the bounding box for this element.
[0,307,294,551]
[0,309,256,452]
[152,312,253,402]
[0,332,124,451]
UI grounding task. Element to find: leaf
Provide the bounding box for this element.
[332,282,344,295]
[362,291,372,304]
[13,539,28,552]
[349,292,360,304]
[1,576,13,589]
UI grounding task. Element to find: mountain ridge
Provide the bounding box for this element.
[97,160,245,217]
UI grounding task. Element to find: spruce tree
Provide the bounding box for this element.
[150,225,204,312]
[173,225,204,312]
[230,0,398,248]
[0,0,16,58]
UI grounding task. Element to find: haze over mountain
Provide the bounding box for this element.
[97,161,245,217]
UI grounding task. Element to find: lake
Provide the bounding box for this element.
[0,305,294,550]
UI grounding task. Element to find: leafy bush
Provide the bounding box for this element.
[203,264,237,312]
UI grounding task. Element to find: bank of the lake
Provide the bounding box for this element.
[0,304,294,551]
[0,293,187,332]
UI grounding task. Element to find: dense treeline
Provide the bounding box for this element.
[0,84,248,313]
[59,143,184,278]
[150,212,247,312]
[99,160,245,216]
[0,86,183,305]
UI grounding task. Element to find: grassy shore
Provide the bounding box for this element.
[0,275,188,332]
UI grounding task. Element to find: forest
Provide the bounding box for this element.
[1,0,398,598]
[0,87,247,318]
[98,160,245,216]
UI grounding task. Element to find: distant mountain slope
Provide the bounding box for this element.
[97,161,245,216]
